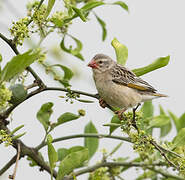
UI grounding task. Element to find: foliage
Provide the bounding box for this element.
[0,1,184,180]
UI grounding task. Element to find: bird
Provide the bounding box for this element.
[88,54,167,128]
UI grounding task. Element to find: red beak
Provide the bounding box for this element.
[88,60,98,69]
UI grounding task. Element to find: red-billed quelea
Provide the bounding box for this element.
[88,54,167,119]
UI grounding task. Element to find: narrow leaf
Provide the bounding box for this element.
[132,56,170,77]
[84,121,99,159]
[60,36,84,60]
[72,6,87,22]
[109,115,121,134]
[47,135,58,168]
[36,102,53,132]
[47,134,58,179]
[76,99,94,103]
[1,49,40,82]
[56,112,80,126]
[113,1,129,12]
[179,112,185,130]
[141,101,153,119]
[172,128,185,148]
[95,14,107,41]
[159,105,171,137]
[109,142,123,156]
[111,38,128,66]
[9,125,24,136]
[12,132,26,140]
[149,115,170,128]
[81,1,105,12]
[51,64,73,81]
[168,110,180,132]
[45,0,56,18]
[57,148,88,180]
[57,148,69,161]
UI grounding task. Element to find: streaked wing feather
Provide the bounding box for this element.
[111,64,157,92]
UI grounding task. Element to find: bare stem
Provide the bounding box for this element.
[9,143,21,179]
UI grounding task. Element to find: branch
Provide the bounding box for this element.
[0,155,17,175]
[148,167,184,180]
[69,161,174,179]
[0,123,57,178]
[36,133,131,150]
[150,140,180,170]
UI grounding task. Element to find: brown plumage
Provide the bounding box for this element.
[88,54,167,113]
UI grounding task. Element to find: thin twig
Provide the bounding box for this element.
[150,140,179,170]
[36,133,131,150]
[148,167,184,180]
[71,161,171,178]
[9,143,21,179]
[0,155,17,175]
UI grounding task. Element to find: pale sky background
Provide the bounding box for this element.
[0,0,185,179]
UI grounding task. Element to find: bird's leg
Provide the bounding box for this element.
[115,108,127,120]
[99,98,108,108]
[132,103,141,131]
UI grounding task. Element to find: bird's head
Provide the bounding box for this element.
[88,54,115,73]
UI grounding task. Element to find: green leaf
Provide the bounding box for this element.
[141,101,153,119]
[84,121,99,159]
[111,38,128,66]
[45,0,56,19]
[109,142,123,156]
[57,148,69,161]
[81,1,105,12]
[47,134,58,179]
[57,146,85,162]
[57,148,88,180]
[76,99,94,103]
[159,105,172,137]
[109,115,121,135]
[112,1,129,12]
[172,128,185,148]
[60,35,84,60]
[168,110,180,132]
[1,49,40,82]
[72,6,87,22]
[9,84,28,104]
[69,146,85,153]
[132,56,170,77]
[0,54,2,62]
[12,132,26,140]
[149,115,170,128]
[36,102,53,132]
[95,14,107,41]
[179,112,185,130]
[51,64,73,81]
[56,112,80,126]
[9,125,24,136]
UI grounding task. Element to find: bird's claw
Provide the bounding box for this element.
[99,98,107,108]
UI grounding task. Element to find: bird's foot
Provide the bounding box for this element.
[115,108,126,120]
[99,98,107,108]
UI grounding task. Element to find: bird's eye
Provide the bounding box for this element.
[99,60,103,64]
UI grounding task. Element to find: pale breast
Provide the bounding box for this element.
[93,71,142,109]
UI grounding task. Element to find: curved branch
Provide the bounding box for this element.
[70,161,182,179]
[36,133,131,150]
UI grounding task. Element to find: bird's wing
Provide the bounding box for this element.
[111,64,157,92]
